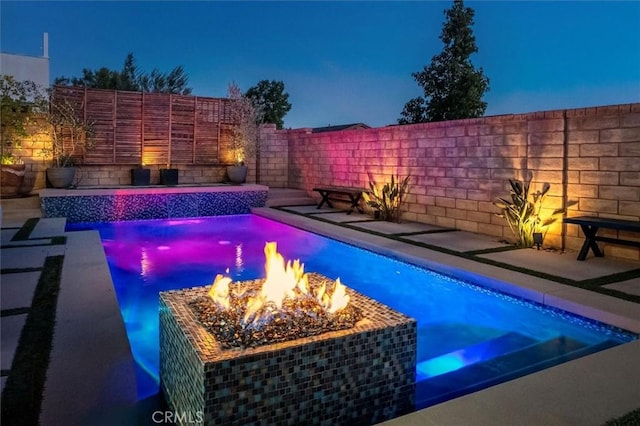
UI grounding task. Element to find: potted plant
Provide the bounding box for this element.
[226,82,262,184]
[493,175,577,248]
[131,163,151,186]
[0,76,47,197]
[362,174,411,223]
[41,97,95,188]
[160,164,179,186]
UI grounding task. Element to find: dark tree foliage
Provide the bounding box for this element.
[398,97,426,125]
[118,53,139,91]
[245,80,292,129]
[54,53,192,95]
[400,0,489,124]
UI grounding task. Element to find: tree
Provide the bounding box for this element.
[398,97,426,125]
[54,53,192,94]
[245,80,291,129]
[227,82,262,166]
[118,53,139,91]
[0,76,48,163]
[139,66,191,95]
[400,0,489,124]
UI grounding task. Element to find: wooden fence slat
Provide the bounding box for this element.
[52,86,234,166]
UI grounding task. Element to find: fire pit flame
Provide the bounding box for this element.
[207,274,231,309]
[191,242,363,348]
[210,242,351,325]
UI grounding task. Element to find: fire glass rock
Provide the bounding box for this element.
[188,276,364,349]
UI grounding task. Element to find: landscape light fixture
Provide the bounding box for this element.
[533,232,543,251]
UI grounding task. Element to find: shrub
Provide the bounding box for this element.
[40,98,95,167]
[363,175,410,223]
[493,176,574,248]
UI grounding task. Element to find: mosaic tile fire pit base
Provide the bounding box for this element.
[159,273,417,426]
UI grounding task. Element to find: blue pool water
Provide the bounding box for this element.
[67,215,636,408]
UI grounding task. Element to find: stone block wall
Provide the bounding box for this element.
[565,106,640,259]
[257,123,288,188]
[262,104,639,261]
[72,164,232,187]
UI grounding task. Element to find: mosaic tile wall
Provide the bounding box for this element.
[160,275,417,426]
[40,189,267,223]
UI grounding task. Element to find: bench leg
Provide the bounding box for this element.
[346,193,364,215]
[577,225,603,260]
[317,191,333,209]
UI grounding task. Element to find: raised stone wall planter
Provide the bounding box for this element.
[159,277,417,425]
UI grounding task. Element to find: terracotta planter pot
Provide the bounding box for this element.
[47,167,76,188]
[1,164,26,198]
[227,165,248,184]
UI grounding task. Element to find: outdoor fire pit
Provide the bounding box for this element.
[160,243,416,425]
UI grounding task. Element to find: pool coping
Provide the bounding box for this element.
[251,207,640,426]
[39,183,268,197]
[39,227,139,425]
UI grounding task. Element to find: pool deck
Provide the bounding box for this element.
[1,189,639,425]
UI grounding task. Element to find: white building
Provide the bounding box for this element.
[0,33,50,88]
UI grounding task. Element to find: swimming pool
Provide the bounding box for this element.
[67,214,637,409]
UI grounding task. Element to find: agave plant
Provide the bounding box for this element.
[493,176,573,248]
[362,174,410,223]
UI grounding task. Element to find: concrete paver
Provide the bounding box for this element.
[350,221,447,235]
[1,314,28,370]
[313,211,372,223]
[31,217,67,238]
[283,205,337,214]
[1,246,50,269]
[605,278,640,296]
[0,271,40,310]
[480,248,640,281]
[1,228,19,245]
[0,211,41,228]
[404,230,511,252]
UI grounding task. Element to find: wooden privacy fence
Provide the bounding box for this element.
[52,85,237,165]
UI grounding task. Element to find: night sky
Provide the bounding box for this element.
[2,1,639,128]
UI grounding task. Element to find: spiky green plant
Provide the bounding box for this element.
[362,175,410,223]
[493,176,573,248]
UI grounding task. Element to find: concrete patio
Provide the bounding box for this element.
[1,189,639,425]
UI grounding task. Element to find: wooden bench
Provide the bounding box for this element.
[312,186,369,215]
[563,216,640,260]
